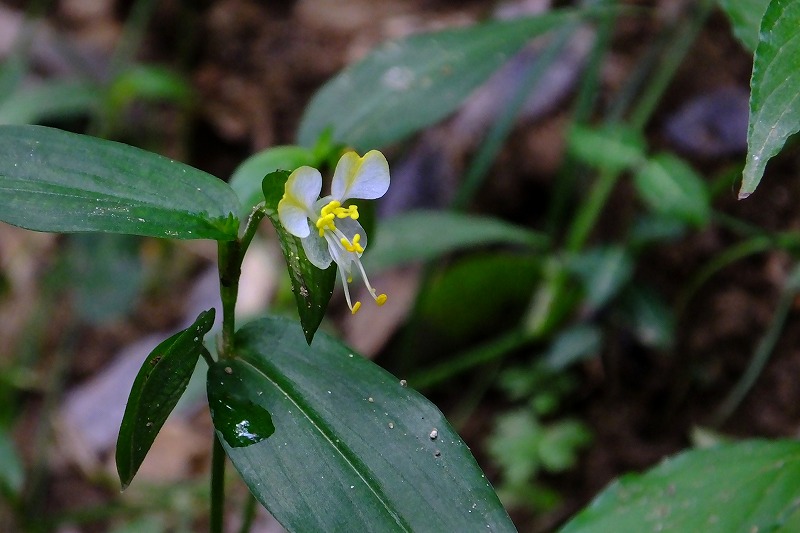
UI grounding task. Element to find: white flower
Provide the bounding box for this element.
[277,150,390,314]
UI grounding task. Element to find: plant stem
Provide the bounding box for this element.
[218,239,241,360]
[210,434,226,533]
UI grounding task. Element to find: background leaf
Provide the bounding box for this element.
[0,125,240,240]
[567,124,646,173]
[298,9,592,149]
[214,316,516,532]
[633,153,710,226]
[717,0,770,51]
[229,145,318,218]
[364,210,548,272]
[116,308,215,489]
[560,440,800,532]
[262,170,335,344]
[0,79,101,125]
[740,0,800,198]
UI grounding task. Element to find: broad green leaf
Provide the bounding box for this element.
[229,145,317,217]
[262,170,335,344]
[741,0,800,198]
[365,210,548,272]
[0,125,240,240]
[208,361,275,447]
[560,440,800,533]
[0,79,101,125]
[633,153,710,226]
[717,0,770,51]
[215,316,516,532]
[298,9,593,149]
[567,124,646,173]
[116,309,215,489]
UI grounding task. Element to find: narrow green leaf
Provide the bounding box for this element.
[0,125,240,240]
[717,0,770,51]
[560,440,800,532]
[208,361,275,448]
[633,153,710,226]
[116,308,215,489]
[229,145,318,217]
[741,0,800,198]
[216,316,516,532]
[364,210,548,272]
[298,9,595,149]
[262,170,335,344]
[567,124,646,173]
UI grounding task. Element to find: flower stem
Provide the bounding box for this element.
[212,205,266,532]
[210,433,226,533]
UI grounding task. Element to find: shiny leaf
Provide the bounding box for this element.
[0,125,240,240]
[262,170,335,344]
[208,361,275,447]
[717,0,770,51]
[740,0,800,198]
[116,308,215,489]
[217,316,516,532]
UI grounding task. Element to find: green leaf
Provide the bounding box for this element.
[560,440,800,533]
[216,316,516,532]
[67,234,144,324]
[567,124,646,173]
[541,324,602,371]
[262,170,335,344]
[741,0,800,198]
[0,125,240,240]
[106,65,193,110]
[229,145,318,218]
[717,0,770,51]
[633,153,710,226]
[365,210,548,272]
[208,361,275,447]
[418,253,540,343]
[568,246,633,311]
[0,79,101,124]
[0,427,23,498]
[116,308,215,490]
[298,9,594,149]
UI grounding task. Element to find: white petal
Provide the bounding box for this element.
[301,226,332,270]
[278,166,322,237]
[336,217,368,252]
[331,150,390,202]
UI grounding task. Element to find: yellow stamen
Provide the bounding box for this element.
[347,276,353,283]
[351,301,362,314]
[376,294,387,306]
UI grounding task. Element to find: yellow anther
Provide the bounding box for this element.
[321,200,341,216]
[347,276,353,283]
[349,205,359,220]
[376,294,388,306]
[351,301,362,314]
